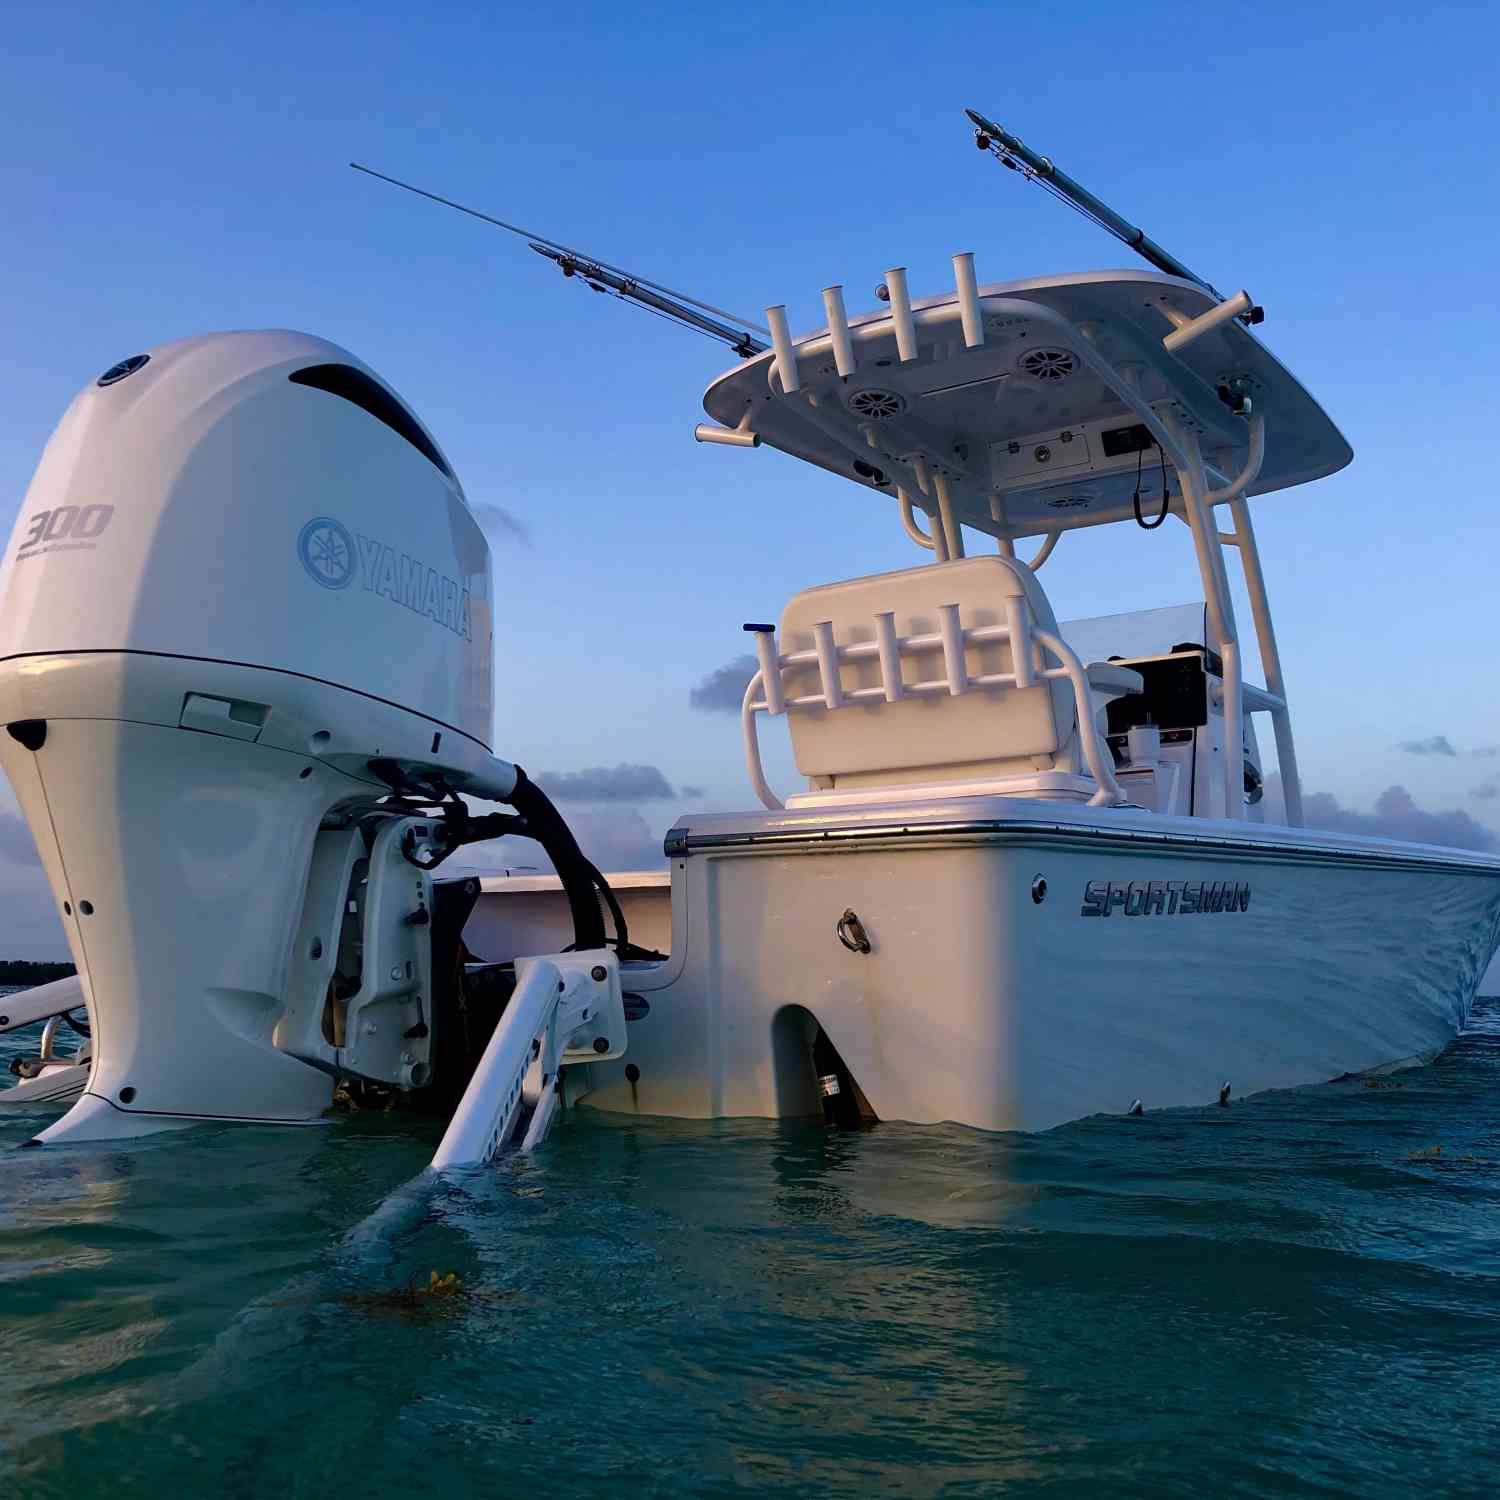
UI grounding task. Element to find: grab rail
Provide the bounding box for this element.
[740,609,1127,811]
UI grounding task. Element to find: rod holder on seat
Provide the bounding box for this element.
[745,623,784,714]
[938,604,968,695]
[812,620,845,708]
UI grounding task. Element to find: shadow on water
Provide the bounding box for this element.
[3,1001,1500,1498]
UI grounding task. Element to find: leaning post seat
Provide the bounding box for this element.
[767,555,1134,804]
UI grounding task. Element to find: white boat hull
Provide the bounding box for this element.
[531,800,1500,1132]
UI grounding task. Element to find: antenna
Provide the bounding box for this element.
[964,108,1262,325]
[350,163,769,358]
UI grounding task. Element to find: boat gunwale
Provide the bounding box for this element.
[664,815,1500,875]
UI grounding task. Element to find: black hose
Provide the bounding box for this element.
[503,768,607,951]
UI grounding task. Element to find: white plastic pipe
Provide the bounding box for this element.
[740,673,784,811]
[1025,532,1061,571]
[884,267,918,363]
[766,304,800,394]
[812,620,845,708]
[933,471,965,559]
[694,423,761,448]
[873,611,904,702]
[988,495,1017,558]
[1005,596,1034,689]
[822,285,856,378]
[938,604,968,695]
[952,252,984,349]
[1033,628,1126,806]
[750,627,784,715]
[1228,491,1303,827]
[897,489,936,551]
[1162,290,1253,354]
[1205,411,1266,505]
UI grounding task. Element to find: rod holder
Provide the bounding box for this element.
[873,611,904,702]
[952,252,984,348]
[1005,596,1034,688]
[812,620,845,709]
[744,623,784,714]
[766,304,800,394]
[694,423,761,447]
[1162,290,1253,354]
[822,285,856,378]
[938,604,968,695]
[884,267,918,363]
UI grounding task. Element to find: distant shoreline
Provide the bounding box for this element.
[0,961,75,986]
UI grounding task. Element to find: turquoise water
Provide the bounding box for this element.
[3,1000,1499,1498]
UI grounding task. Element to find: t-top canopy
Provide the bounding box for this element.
[700,269,1351,541]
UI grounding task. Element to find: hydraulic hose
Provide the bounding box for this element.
[502,768,608,951]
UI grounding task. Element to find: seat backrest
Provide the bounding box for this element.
[777,555,1081,791]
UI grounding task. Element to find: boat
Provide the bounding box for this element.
[4,110,1499,1156]
[2,976,90,1106]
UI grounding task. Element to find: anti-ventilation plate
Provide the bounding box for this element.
[1017,347,1077,383]
[846,388,907,420]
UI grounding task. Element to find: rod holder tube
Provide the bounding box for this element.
[1162,290,1253,354]
[694,423,761,447]
[812,620,845,709]
[938,605,968,695]
[822,285,857,378]
[873,611,904,702]
[747,626,784,715]
[1005,596,1035,688]
[885,267,918,363]
[766,304,800,394]
[952,252,984,349]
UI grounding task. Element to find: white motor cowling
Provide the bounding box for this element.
[0,332,518,1141]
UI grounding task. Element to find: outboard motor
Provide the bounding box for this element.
[0,332,575,1142]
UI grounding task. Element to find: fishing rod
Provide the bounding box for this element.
[349,162,769,357]
[964,107,1262,325]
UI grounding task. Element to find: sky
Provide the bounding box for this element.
[1,0,1499,956]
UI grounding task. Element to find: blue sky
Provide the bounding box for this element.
[1,0,1498,953]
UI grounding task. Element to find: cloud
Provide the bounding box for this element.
[469,502,531,547]
[1282,779,1498,852]
[1398,735,1457,757]
[0,861,67,957]
[449,806,666,880]
[1474,746,1500,759]
[0,812,40,866]
[533,763,676,802]
[1474,782,1500,802]
[690,654,757,713]
[680,785,705,799]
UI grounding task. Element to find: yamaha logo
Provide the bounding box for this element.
[297,516,357,590]
[296,516,472,638]
[97,354,150,387]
